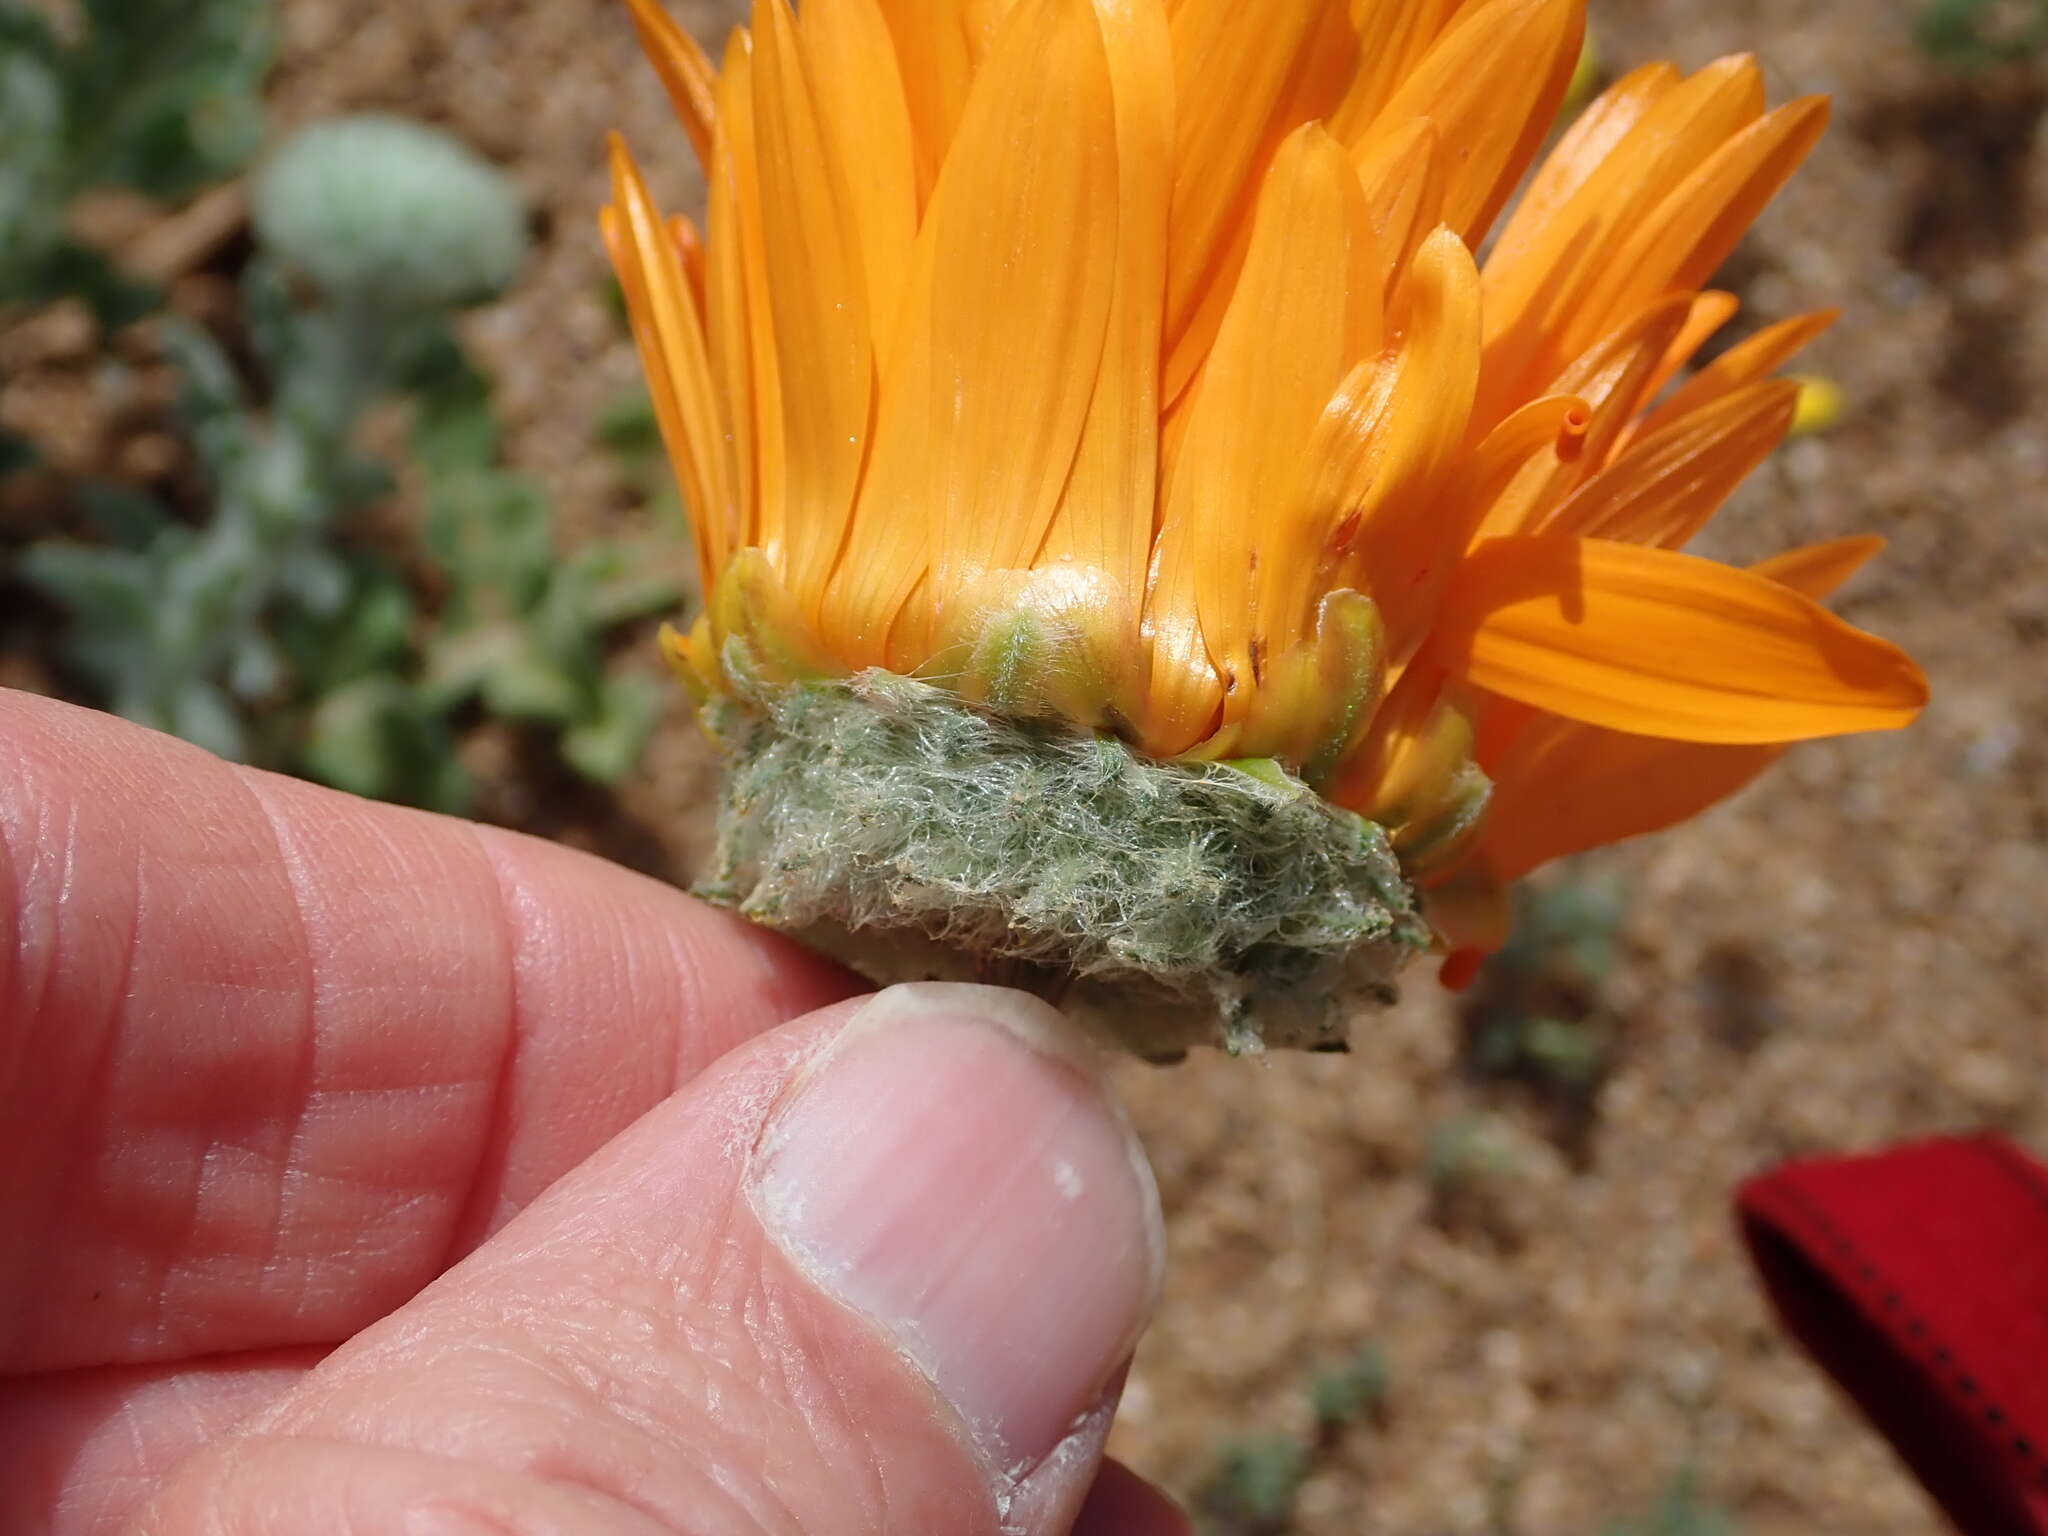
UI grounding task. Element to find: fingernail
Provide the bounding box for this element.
[750,983,1163,1481]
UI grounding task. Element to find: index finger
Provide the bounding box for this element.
[0,690,859,1376]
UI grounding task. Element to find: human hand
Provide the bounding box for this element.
[0,690,1182,1535]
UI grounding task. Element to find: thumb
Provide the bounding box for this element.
[136,983,1169,1536]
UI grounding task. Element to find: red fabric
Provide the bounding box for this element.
[1738,1135,2048,1536]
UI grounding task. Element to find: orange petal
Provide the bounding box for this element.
[1751,533,1885,598]
[1358,0,1585,243]
[1541,377,1798,547]
[749,0,873,608]
[799,0,919,344]
[708,33,785,562]
[1635,307,1839,441]
[1477,55,1768,428]
[1478,717,1786,880]
[1467,533,1891,882]
[1327,0,1483,144]
[1629,290,1739,428]
[1454,392,1593,551]
[1039,0,1175,623]
[1161,0,1352,378]
[1148,124,1380,735]
[622,0,720,166]
[1470,294,1693,532]
[1351,116,1447,304]
[1433,536,1927,743]
[833,0,1120,668]
[1321,227,1483,655]
[667,212,706,314]
[872,0,977,200]
[604,139,732,594]
[1482,60,1681,271]
[1574,96,1829,349]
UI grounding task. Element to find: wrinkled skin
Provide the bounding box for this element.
[0,690,1185,1536]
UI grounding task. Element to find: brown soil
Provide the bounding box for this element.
[7,1,2046,1531]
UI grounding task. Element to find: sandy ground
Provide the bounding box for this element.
[6,0,2046,1529]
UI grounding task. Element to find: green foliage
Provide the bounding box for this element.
[1196,1435,1310,1536]
[404,335,678,787]
[1917,0,2048,66]
[253,115,529,312]
[1193,1344,1391,1534]
[0,0,268,322]
[12,108,680,811]
[1601,1470,1741,1536]
[1309,1343,1391,1430]
[1462,876,1627,1115]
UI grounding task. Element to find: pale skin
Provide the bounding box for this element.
[0,689,1187,1535]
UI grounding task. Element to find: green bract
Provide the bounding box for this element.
[698,651,1430,1058]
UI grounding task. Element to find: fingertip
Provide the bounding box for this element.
[1073,1458,1194,1536]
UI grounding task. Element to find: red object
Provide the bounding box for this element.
[1738,1134,2048,1536]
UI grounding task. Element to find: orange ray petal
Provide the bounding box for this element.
[1630,289,1739,426]
[872,0,977,200]
[749,0,873,607]
[1320,227,1483,655]
[799,0,919,345]
[1635,307,1839,441]
[1327,0,1482,144]
[1039,0,1175,621]
[1357,0,1585,244]
[709,33,785,561]
[1540,377,1798,547]
[666,212,706,313]
[1481,60,1681,272]
[1476,54,1767,429]
[1750,533,1885,595]
[1351,116,1446,304]
[1469,294,1693,536]
[604,139,732,593]
[1451,392,1593,551]
[1161,0,1351,370]
[1471,532,1892,879]
[1574,96,1829,350]
[622,0,720,166]
[1148,124,1380,732]
[1477,718,1784,880]
[1432,535,1927,743]
[834,0,1120,669]
[702,83,754,552]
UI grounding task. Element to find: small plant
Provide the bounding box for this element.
[1601,1468,1741,1536]
[1309,1343,1391,1433]
[1917,0,2048,67]
[14,103,679,811]
[1194,1344,1392,1534]
[1196,1434,1309,1536]
[1458,875,1628,1160]
[0,0,267,322]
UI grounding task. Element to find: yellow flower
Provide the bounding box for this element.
[604,0,1926,979]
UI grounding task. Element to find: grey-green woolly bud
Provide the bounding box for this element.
[253,115,527,311]
[698,658,1431,1059]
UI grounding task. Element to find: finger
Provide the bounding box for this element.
[136,985,1165,1535]
[0,690,860,1374]
[1,1372,1190,1536]
[1072,1459,1194,1536]
[0,1349,321,1535]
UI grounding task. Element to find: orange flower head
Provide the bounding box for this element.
[605,0,1927,995]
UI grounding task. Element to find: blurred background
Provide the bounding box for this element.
[1,0,2043,1530]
